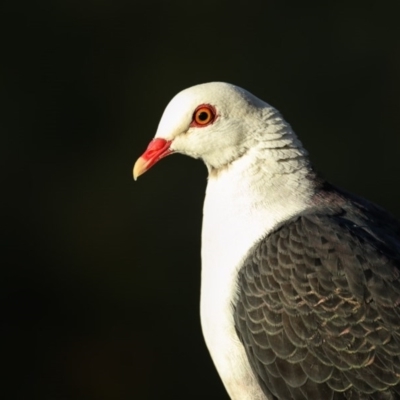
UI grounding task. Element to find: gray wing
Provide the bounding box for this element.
[234,209,400,400]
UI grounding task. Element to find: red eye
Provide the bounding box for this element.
[191,104,216,127]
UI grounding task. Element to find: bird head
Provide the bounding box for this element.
[133,82,273,179]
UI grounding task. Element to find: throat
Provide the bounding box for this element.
[202,152,314,278]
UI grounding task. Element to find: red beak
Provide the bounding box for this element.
[133,138,172,180]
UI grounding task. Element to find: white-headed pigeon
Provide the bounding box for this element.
[134,82,400,400]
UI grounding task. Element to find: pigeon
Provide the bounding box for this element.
[134,82,400,400]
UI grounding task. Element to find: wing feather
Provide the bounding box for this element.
[234,205,400,400]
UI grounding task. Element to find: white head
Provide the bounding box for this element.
[133,82,308,179]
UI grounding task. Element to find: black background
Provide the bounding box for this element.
[2,1,400,399]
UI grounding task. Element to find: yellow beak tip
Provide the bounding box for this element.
[133,157,148,181]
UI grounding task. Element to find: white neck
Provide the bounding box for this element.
[200,140,315,399]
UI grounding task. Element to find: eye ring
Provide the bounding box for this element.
[190,104,216,127]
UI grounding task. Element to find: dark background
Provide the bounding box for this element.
[2,1,400,399]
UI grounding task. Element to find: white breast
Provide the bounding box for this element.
[199,153,313,399]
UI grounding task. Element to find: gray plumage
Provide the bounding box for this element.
[235,183,400,399]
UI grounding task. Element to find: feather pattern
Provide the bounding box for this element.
[234,186,400,400]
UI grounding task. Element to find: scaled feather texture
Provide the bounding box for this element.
[134,82,400,400]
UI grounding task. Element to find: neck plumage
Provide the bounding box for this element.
[202,110,315,278]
